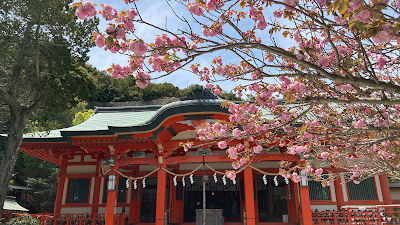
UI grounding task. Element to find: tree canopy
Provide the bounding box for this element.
[0,0,98,217]
[75,0,400,183]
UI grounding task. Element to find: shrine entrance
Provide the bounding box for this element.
[140,178,157,223]
[183,176,241,223]
[256,175,288,223]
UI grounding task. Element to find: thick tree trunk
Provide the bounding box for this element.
[0,108,27,219]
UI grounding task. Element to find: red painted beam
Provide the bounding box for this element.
[118,154,297,166]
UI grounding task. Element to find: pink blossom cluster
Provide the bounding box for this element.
[75,1,97,20]
[227,171,236,180]
[291,172,301,183]
[197,122,228,141]
[373,30,394,44]
[206,0,225,11]
[287,145,310,155]
[129,41,147,56]
[354,118,366,128]
[135,71,151,89]
[317,57,332,68]
[151,56,181,72]
[348,0,363,12]
[248,5,267,30]
[188,1,203,16]
[375,56,388,70]
[101,4,117,21]
[335,84,353,92]
[202,25,222,37]
[350,173,361,184]
[111,63,135,79]
[353,10,371,23]
[282,0,299,12]
[95,35,105,48]
[273,9,284,18]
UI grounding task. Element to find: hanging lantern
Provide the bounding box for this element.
[300,171,308,187]
[108,174,116,191]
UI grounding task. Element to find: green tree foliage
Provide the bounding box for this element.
[84,64,182,102]
[6,215,40,225]
[72,102,94,126]
[0,0,98,217]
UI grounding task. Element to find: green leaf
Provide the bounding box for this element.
[356,21,367,31]
[338,0,348,15]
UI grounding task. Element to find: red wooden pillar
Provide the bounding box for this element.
[105,164,120,225]
[54,159,67,213]
[91,171,102,213]
[156,156,167,225]
[334,176,345,210]
[244,167,256,225]
[379,174,392,205]
[299,186,312,225]
[379,174,393,215]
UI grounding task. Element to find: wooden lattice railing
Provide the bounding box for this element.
[311,207,400,225]
[17,213,107,225]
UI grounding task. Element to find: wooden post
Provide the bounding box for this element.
[54,159,67,214]
[244,167,256,225]
[105,164,119,225]
[299,186,313,225]
[379,174,393,215]
[156,156,167,225]
[92,162,102,214]
[334,176,345,210]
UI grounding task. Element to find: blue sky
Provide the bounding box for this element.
[80,0,294,91]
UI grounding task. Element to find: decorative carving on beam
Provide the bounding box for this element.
[177,119,218,128]
[166,156,189,164]
[251,154,297,162]
[118,157,158,166]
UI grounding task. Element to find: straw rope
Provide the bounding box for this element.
[249,165,280,176]
[160,164,203,176]
[100,160,296,181]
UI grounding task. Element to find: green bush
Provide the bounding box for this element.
[5,214,40,225]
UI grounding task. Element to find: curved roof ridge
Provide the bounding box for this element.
[108,99,226,130]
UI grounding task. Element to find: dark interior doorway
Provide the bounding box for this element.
[140,177,157,223]
[183,176,241,223]
[256,175,288,222]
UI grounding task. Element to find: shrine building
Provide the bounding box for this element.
[11,92,394,225]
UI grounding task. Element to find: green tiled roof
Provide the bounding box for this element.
[20,99,227,140]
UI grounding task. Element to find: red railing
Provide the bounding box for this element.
[17,213,106,225]
[115,211,126,225]
[311,207,400,225]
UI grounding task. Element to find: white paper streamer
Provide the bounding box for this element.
[213,173,217,183]
[173,176,177,186]
[142,178,146,188]
[126,179,130,189]
[190,174,194,184]
[273,176,278,186]
[182,176,185,186]
[262,175,267,185]
[284,177,289,184]
[134,180,137,190]
[232,178,236,185]
[222,175,227,185]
